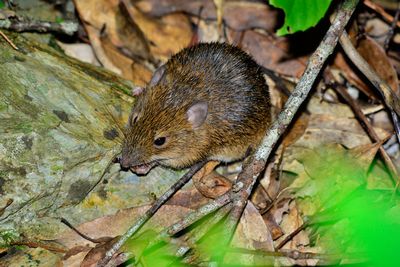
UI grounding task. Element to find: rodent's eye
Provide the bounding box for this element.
[154,137,166,147]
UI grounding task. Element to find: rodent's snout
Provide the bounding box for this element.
[120,146,135,170]
[119,156,132,170]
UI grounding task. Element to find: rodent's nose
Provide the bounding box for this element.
[120,156,132,170]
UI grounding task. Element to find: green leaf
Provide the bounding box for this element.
[0,0,5,9]
[270,0,332,36]
[295,145,400,266]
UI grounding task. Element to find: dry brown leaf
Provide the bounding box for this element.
[282,97,391,149]
[196,19,221,43]
[100,34,152,86]
[238,30,307,78]
[223,2,278,32]
[294,114,390,149]
[276,201,309,265]
[333,52,379,100]
[135,0,214,18]
[350,142,394,190]
[230,202,275,265]
[271,198,291,226]
[135,0,278,32]
[254,160,281,208]
[74,0,152,84]
[333,35,399,100]
[240,202,275,251]
[165,187,210,209]
[85,24,122,75]
[74,0,151,60]
[264,212,284,240]
[357,36,399,95]
[80,237,119,267]
[282,113,310,148]
[122,0,193,61]
[350,141,384,168]
[58,205,193,266]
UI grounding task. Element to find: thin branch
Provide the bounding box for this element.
[61,217,102,244]
[180,204,232,253]
[332,81,399,185]
[222,0,360,251]
[384,3,400,51]
[338,31,400,143]
[0,29,18,50]
[363,0,400,28]
[227,247,368,265]
[10,240,67,253]
[0,17,78,36]
[276,223,307,249]
[97,160,207,267]
[166,192,231,237]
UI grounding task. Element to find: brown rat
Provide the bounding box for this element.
[120,42,271,174]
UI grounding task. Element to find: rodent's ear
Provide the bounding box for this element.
[187,102,208,129]
[149,64,166,86]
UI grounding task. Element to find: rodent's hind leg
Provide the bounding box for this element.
[192,161,232,199]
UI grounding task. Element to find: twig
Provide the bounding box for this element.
[384,2,400,51]
[138,191,231,256]
[227,247,368,265]
[97,160,207,267]
[106,187,232,267]
[179,204,232,256]
[338,31,400,143]
[0,29,18,50]
[363,0,400,28]
[111,190,232,267]
[228,247,321,260]
[10,240,67,253]
[331,81,399,185]
[222,0,360,253]
[166,192,231,237]
[0,17,78,36]
[61,217,102,244]
[276,223,307,249]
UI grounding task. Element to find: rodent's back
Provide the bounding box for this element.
[163,43,271,161]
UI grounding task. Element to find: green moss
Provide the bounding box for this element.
[0,229,19,247]
[50,165,63,172]
[14,122,33,134]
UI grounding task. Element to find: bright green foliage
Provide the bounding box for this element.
[270,0,332,35]
[0,0,5,9]
[197,220,231,263]
[126,230,189,266]
[296,146,399,266]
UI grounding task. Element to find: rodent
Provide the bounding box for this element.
[120,42,271,174]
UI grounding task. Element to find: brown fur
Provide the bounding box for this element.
[121,43,271,172]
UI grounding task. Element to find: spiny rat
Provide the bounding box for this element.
[120,42,271,174]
